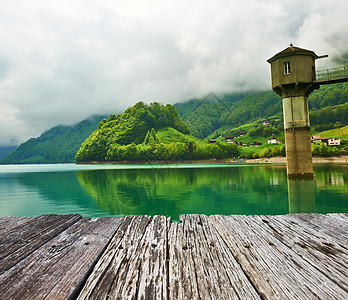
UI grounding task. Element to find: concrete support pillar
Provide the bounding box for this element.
[282,96,313,178]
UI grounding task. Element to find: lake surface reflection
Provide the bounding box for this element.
[0,164,347,221]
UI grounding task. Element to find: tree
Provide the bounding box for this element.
[248,128,257,136]
[76,102,190,162]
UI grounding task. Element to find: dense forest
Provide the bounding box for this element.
[76,102,239,162]
[310,102,348,131]
[174,82,348,138]
[0,115,107,164]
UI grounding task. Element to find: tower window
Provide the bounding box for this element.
[284,62,291,74]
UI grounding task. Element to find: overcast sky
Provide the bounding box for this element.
[1,0,348,146]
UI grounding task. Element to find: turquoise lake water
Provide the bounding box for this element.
[0,164,347,222]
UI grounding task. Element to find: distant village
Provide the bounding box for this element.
[208,118,341,147]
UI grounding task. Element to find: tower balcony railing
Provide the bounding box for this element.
[315,66,348,84]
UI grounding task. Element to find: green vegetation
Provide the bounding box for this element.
[1,115,107,164]
[175,91,282,138]
[76,102,239,162]
[311,143,340,156]
[174,82,348,139]
[156,126,200,143]
[238,144,285,159]
[310,102,348,131]
[309,81,348,109]
[317,125,348,140]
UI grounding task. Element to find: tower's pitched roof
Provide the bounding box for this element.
[267,45,318,63]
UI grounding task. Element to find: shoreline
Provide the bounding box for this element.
[245,155,348,164]
[76,155,348,165]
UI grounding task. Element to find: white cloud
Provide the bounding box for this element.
[0,0,347,145]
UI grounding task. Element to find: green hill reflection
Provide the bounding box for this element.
[76,166,290,220]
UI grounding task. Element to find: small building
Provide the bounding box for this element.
[311,135,321,143]
[263,120,270,126]
[268,135,278,144]
[321,137,341,146]
[250,141,263,147]
[208,139,217,144]
[239,131,247,136]
[225,136,234,143]
[232,141,247,146]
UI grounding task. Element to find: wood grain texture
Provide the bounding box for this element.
[0,217,122,300]
[0,214,82,274]
[281,213,348,246]
[0,214,347,299]
[77,215,155,300]
[209,214,348,299]
[260,214,348,290]
[0,216,32,233]
[168,214,260,300]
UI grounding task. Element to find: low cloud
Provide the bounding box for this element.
[0,0,347,145]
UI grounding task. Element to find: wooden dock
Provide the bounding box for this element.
[0,213,347,299]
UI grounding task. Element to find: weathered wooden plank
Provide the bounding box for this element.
[168,214,260,300]
[264,214,348,255]
[0,217,123,300]
[124,215,168,299]
[281,213,348,247]
[168,218,200,300]
[0,214,82,274]
[0,216,32,233]
[250,215,348,292]
[327,213,348,223]
[77,215,155,299]
[210,214,348,299]
[197,214,261,299]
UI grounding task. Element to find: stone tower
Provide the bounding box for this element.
[267,45,319,178]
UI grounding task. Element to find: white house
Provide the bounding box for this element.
[329,137,341,146]
[267,135,277,144]
[321,137,341,146]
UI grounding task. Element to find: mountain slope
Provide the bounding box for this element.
[174,82,348,138]
[76,102,190,162]
[176,91,281,138]
[1,115,107,164]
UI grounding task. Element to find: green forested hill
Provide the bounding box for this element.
[309,78,348,109]
[175,82,348,138]
[174,91,282,138]
[310,102,348,131]
[1,115,107,164]
[76,102,190,162]
[76,102,239,162]
[174,91,251,119]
